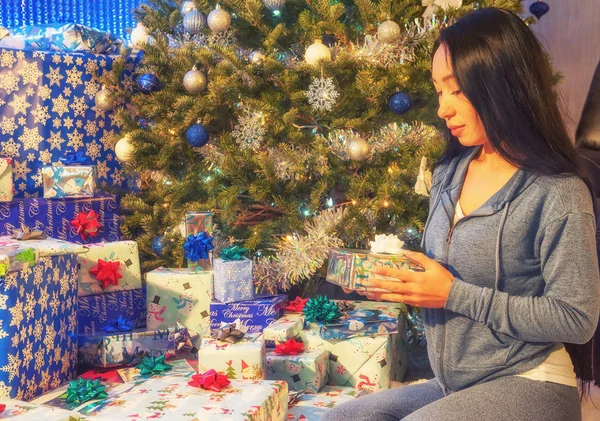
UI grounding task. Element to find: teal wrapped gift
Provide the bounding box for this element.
[266,349,329,394]
[0,236,86,400]
[213,257,254,303]
[42,166,96,199]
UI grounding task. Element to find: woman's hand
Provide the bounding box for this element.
[362,252,455,308]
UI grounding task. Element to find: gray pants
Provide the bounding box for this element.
[320,377,581,421]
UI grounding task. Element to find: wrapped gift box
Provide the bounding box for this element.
[287,386,366,420]
[0,399,82,420]
[198,333,266,380]
[77,241,141,296]
[0,194,121,244]
[185,212,213,272]
[263,312,305,344]
[265,349,329,394]
[42,165,96,199]
[213,257,254,303]
[0,47,135,198]
[0,157,13,202]
[210,294,287,333]
[326,248,422,291]
[145,267,212,337]
[0,237,85,400]
[78,288,146,334]
[78,326,181,368]
[299,329,399,393]
[75,376,288,421]
[306,300,402,340]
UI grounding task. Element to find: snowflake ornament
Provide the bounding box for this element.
[307,76,339,112]
[232,112,267,150]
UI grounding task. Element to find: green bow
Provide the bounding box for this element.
[220,245,248,261]
[65,378,108,407]
[136,355,173,376]
[303,296,343,323]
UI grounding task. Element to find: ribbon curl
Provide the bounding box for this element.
[285,297,308,313]
[65,378,108,407]
[219,245,248,261]
[303,296,342,323]
[136,355,173,376]
[11,223,46,240]
[71,210,103,240]
[337,301,356,314]
[89,259,122,289]
[274,338,304,355]
[188,369,230,392]
[101,316,134,333]
[211,324,245,344]
[183,232,214,262]
[61,150,92,165]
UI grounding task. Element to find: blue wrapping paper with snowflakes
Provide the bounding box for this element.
[306,308,399,340]
[77,288,146,335]
[210,294,287,333]
[213,257,254,303]
[0,47,137,198]
[0,245,81,400]
[0,193,121,244]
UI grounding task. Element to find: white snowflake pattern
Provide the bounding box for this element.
[20,61,42,85]
[0,381,12,399]
[0,73,20,94]
[0,117,17,135]
[13,160,31,181]
[0,50,16,68]
[52,117,61,128]
[63,116,74,129]
[110,168,125,184]
[67,129,84,150]
[18,182,26,191]
[39,149,52,165]
[71,96,87,117]
[63,86,72,97]
[84,80,101,98]
[100,129,115,148]
[86,139,102,160]
[8,94,31,115]
[47,130,65,150]
[96,160,109,179]
[25,86,35,96]
[0,353,20,381]
[32,170,42,187]
[307,76,339,112]
[20,127,43,150]
[0,294,7,309]
[52,95,69,116]
[84,120,99,137]
[52,54,61,64]
[66,66,83,88]
[39,85,51,100]
[75,57,83,66]
[84,59,98,74]
[63,54,74,65]
[26,153,35,162]
[31,105,50,125]
[45,66,64,86]
[232,112,267,150]
[0,320,7,340]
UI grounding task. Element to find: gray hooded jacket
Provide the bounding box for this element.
[421,146,600,393]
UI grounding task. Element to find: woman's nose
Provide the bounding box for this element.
[437,96,454,120]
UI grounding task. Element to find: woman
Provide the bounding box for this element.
[322,8,599,421]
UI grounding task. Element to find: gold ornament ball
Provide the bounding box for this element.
[183,68,207,93]
[378,20,401,44]
[115,137,134,162]
[346,137,371,161]
[130,22,149,48]
[305,39,331,66]
[250,51,266,65]
[207,7,231,33]
[95,89,115,111]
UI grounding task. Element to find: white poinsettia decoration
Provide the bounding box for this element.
[414,156,432,197]
[370,234,405,255]
[422,0,463,17]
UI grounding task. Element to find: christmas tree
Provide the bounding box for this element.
[102,0,523,295]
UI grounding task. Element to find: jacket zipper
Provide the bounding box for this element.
[438,222,455,390]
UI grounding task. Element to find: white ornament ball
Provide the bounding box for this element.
[262,0,286,11]
[183,68,207,93]
[305,39,331,67]
[130,22,149,48]
[115,137,134,162]
[95,88,115,111]
[207,7,231,33]
[347,137,371,161]
[180,0,197,16]
[378,20,401,44]
[250,51,266,65]
[183,10,206,35]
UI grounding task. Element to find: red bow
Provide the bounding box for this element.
[71,210,103,240]
[90,259,122,289]
[274,338,304,355]
[285,297,308,313]
[188,369,230,392]
[0,403,5,413]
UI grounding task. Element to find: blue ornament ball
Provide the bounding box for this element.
[529,1,549,19]
[389,92,411,115]
[152,235,166,256]
[186,124,209,147]
[138,73,161,94]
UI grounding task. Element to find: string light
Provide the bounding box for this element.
[326,198,334,208]
[383,200,390,208]
[303,209,311,216]
[351,200,357,205]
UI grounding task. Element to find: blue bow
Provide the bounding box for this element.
[102,316,134,333]
[60,150,92,165]
[183,232,214,262]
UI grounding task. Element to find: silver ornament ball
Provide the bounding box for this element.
[95,89,115,111]
[180,0,197,16]
[262,0,286,11]
[378,20,402,44]
[207,7,231,33]
[183,68,207,94]
[183,10,206,35]
[250,51,266,65]
[347,137,371,161]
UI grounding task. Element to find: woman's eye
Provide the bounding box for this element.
[437,91,442,97]
[451,89,462,95]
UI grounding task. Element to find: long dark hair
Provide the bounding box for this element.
[434,8,596,400]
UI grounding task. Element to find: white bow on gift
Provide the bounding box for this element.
[422,0,463,17]
[370,234,405,255]
[414,156,432,197]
